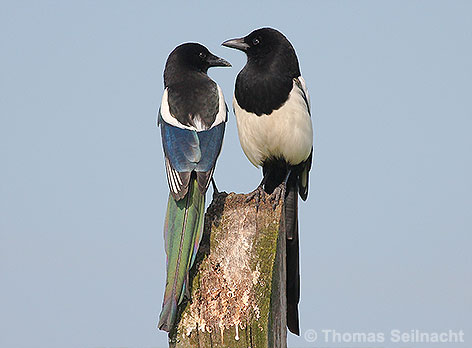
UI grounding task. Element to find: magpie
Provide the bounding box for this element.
[223,28,313,335]
[157,43,230,332]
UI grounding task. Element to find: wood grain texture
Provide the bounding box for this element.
[168,191,287,348]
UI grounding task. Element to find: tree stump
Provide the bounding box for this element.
[168,191,287,348]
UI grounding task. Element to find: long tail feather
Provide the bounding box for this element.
[285,173,300,335]
[158,178,205,332]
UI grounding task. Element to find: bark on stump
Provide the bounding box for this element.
[168,191,287,348]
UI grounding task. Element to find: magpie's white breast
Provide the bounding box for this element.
[233,77,313,167]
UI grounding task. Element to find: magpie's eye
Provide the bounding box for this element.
[199,52,207,59]
[252,38,260,46]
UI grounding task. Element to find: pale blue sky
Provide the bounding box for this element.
[1,1,471,348]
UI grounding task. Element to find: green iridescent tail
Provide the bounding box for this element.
[158,178,205,332]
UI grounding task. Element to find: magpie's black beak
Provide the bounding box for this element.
[222,38,249,52]
[207,54,231,67]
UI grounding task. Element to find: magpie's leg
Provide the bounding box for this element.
[245,175,268,206]
[211,177,219,200]
[269,168,292,209]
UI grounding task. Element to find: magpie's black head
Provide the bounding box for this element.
[222,28,282,56]
[222,28,300,75]
[164,43,231,82]
[222,28,301,115]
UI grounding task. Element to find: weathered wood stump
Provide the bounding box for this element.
[169,191,287,348]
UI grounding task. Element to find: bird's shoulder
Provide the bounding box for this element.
[294,76,311,114]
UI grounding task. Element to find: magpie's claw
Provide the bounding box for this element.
[269,183,286,210]
[246,185,266,209]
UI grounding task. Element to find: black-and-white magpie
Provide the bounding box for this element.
[223,28,313,335]
[157,43,230,331]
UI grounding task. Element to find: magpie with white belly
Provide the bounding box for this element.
[157,43,230,332]
[223,28,313,335]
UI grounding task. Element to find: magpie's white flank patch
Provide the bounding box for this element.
[234,78,313,167]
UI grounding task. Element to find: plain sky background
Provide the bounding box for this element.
[1,1,471,348]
